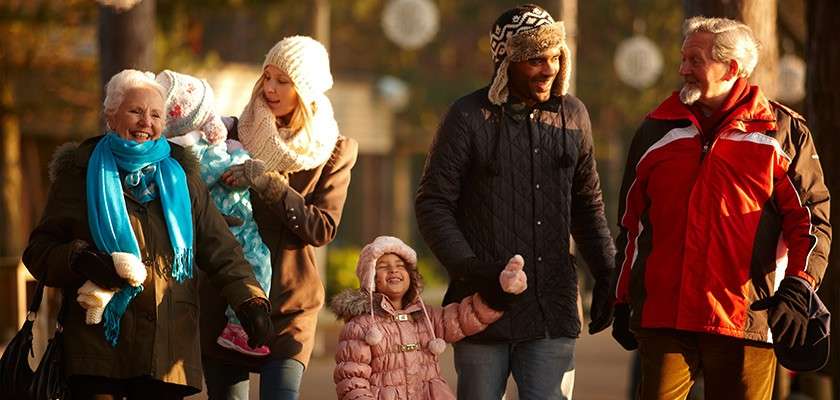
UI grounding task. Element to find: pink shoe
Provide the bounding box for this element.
[216,323,271,357]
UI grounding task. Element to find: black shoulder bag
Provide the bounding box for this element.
[0,279,69,399]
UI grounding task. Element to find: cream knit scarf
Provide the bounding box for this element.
[238,88,339,173]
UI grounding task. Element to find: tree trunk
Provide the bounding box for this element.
[682,0,778,99]
[806,0,840,397]
[98,0,156,99]
[555,0,577,95]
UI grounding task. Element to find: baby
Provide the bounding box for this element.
[331,236,527,400]
[156,70,272,356]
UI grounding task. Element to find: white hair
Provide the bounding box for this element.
[683,16,760,78]
[103,69,166,117]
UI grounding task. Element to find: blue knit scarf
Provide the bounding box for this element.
[86,133,194,346]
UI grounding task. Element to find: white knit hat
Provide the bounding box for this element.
[263,35,333,105]
[155,70,227,144]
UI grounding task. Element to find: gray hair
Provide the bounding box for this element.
[683,16,760,78]
[103,69,166,117]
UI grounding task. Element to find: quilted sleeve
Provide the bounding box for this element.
[415,104,478,279]
[431,293,502,342]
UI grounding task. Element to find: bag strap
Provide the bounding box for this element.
[26,279,46,317]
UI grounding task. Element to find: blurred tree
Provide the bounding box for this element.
[806,0,840,397]
[682,0,779,98]
[98,0,156,97]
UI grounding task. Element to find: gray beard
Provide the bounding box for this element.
[679,84,701,105]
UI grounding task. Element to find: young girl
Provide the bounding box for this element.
[331,236,527,400]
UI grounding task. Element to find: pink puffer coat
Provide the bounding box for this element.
[331,289,502,400]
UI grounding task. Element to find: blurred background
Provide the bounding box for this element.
[1,0,838,398]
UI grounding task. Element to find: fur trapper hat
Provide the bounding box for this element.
[155,70,227,144]
[488,4,571,105]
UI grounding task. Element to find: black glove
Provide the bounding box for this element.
[236,298,274,348]
[750,277,811,348]
[612,303,638,350]
[588,278,614,334]
[70,244,128,290]
[222,214,244,227]
[459,257,518,311]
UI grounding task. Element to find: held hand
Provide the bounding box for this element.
[588,278,614,334]
[235,298,275,349]
[221,159,268,190]
[611,303,638,350]
[71,247,129,290]
[499,254,527,294]
[111,252,147,287]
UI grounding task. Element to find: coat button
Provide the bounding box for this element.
[537,256,543,262]
[534,148,540,154]
[145,312,155,321]
[293,224,300,229]
[535,184,541,190]
[536,220,542,226]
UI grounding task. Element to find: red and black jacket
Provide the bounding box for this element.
[614,87,831,342]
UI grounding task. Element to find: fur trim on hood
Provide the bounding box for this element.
[330,288,381,322]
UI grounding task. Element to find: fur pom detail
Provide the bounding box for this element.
[428,338,446,355]
[365,326,383,346]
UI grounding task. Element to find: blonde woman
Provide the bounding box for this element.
[200,36,358,400]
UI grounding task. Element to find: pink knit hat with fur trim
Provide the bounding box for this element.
[355,235,417,294]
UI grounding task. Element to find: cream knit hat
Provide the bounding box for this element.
[263,35,333,105]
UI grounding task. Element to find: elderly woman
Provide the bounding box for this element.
[22,69,273,399]
[199,36,358,400]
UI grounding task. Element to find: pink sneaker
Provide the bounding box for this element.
[216,323,271,357]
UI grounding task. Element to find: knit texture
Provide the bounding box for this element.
[356,236,418,293]
[488,5,570,105]
[238,92,339,173]
[156,70,226,144]
[263,35,333,105]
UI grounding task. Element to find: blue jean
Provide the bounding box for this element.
[453,337,576,400]
[202,357,304,400]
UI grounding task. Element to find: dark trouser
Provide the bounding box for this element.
[636,329,776,400]
[202,356,305,400]
[68,375,193,400]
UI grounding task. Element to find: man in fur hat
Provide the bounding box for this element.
[611,16,831,399]
[415,4,616,399]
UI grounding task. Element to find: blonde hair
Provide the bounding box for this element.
[254,72,317,143]
[103,69,166,117]
[683,16,760,78]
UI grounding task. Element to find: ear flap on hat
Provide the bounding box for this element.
[488,58,511,106]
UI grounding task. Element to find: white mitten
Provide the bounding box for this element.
[77,280,115,324]
[111,252,147,287]
[499,254,528,294]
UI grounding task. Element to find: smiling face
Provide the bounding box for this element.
[374,253,411,308]
[508,47,561,106]
[261,65,299,119]
[678,32,736,108]
[106,86,165,143]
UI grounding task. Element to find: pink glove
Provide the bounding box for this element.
[499,255,527,294]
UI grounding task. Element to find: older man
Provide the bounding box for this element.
[416,4,615,399]
[611,16,831,399]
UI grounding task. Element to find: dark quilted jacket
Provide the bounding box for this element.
[415,88,615,341]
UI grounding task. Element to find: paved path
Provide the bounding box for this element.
[187,326,634,399]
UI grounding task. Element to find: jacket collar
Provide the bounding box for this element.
[648,86,776,135]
